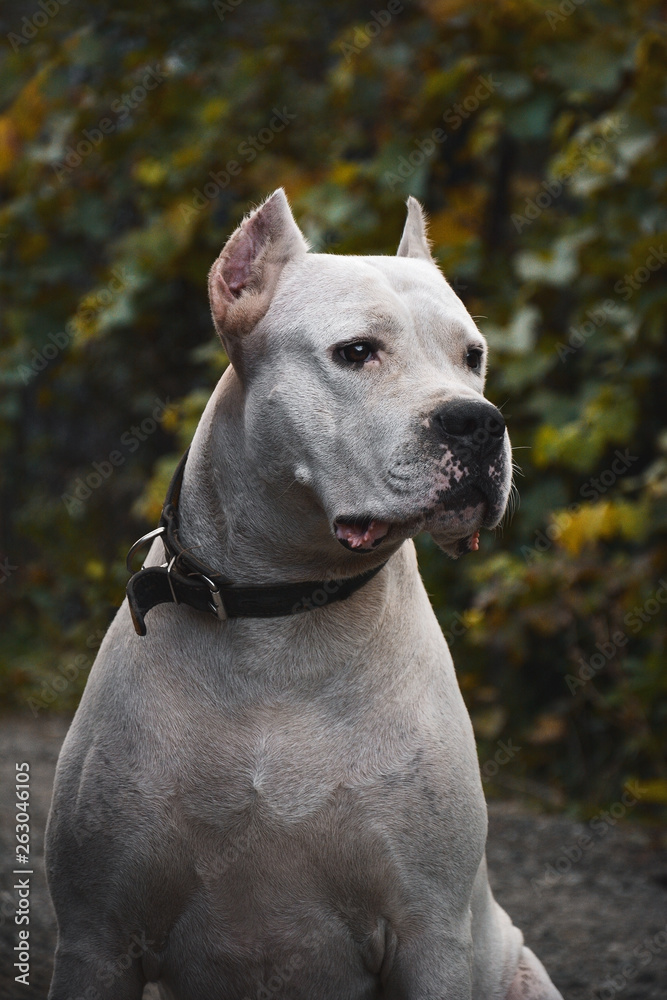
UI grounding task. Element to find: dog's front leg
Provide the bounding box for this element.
[380,929,473,1000]
[504,947,564,1000]
[48,937,147,1000]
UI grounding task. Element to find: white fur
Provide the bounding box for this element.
[46,191,562,1000]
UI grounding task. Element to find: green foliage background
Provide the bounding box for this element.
[1,0,665,815]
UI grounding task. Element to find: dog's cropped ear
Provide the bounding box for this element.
[208,189,309,371]
[396,196,433,261]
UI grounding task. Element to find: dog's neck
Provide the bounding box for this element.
[176,367,396,587]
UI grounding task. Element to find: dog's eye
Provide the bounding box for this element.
[465,348,484,371]
[339,342,375,364]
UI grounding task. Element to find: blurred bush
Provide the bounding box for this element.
[0,0,665,815]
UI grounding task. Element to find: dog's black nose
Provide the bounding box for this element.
[433,399,505,457]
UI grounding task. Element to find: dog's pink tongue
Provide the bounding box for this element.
[335,519,390,549]
[469,530,480,552]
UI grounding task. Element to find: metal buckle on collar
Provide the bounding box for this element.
[126,525,166,572]
[200,573,228,621]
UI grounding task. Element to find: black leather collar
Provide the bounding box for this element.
[125,448,387,636]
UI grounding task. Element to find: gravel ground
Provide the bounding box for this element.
[1,714,666,999]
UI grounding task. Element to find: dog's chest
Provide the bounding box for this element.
[172,684,487,903]
[181,701,425,820]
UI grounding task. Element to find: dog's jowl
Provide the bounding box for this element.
[46,190,562,999]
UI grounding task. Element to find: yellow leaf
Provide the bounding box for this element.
[199,97,230,126]
[330,162,358,186]
[0,116,21,178]
[85,560,105,581]
[161,407,180,433]
[528,714,566,745]
[429,187,486,248]
[421,0,483,21]
[133,158,167,187]
[462,607,484,629]
[11,73,47,140]
[172,144,205,170]
[472,705,507,740]
[636,780,667,804]
[555,500,648,556]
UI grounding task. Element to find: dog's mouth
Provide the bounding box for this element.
[333,514,481,555]
[334,517,391,551]
[333,482,494,555]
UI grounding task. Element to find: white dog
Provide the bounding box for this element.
[46,190,563,1000]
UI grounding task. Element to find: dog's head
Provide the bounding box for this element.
[208,189,512,562]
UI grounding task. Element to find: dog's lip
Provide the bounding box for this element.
[333,517,391,551]
[334,487,491,553]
